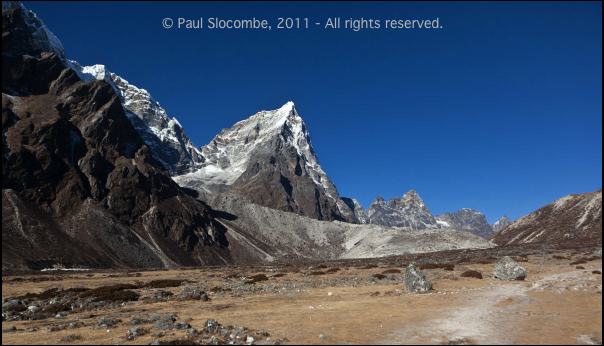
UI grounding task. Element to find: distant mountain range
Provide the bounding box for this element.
[2,2,600,271]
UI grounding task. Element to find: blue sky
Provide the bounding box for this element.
[26,1,602,222]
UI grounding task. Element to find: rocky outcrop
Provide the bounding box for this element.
[492,216,512,234]
[491,190,602,246]
[435,208,493,238]
[341,197,368,224]
[2,3,230,270]
[367,190,438,229]
[492,256,527,280]
[404,263,432,292]
[175,102,358,223]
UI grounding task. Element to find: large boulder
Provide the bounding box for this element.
[404,263,432,292]
[493,256,527,280]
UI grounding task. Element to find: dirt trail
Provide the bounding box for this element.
[382,269,602,345]
[382,282,529,344]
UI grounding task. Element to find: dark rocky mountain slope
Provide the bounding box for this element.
[491,190,602,246]
[2,3,230,270]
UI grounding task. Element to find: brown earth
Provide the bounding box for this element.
[2,246,601,345]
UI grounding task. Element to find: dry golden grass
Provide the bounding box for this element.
[1,251,601,345]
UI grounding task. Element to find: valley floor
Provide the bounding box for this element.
[2,246,602,345]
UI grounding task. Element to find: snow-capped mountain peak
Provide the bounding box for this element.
[178,101,317,187]
[175,102,358,222]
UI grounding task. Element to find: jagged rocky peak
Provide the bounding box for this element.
[342,197,368,224]
[175,101,358,223]
[435,208,493,239]
[367,190,438,229]
[401,190,426,207]
[67,62,204,175]
[492,215,513,233]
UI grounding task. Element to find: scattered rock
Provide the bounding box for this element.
[67,321,84,329]
[153,314,177,330]
[27,305,41,313]
[445,336,474,345]
[97,316,120,328]
[126,326,149,340]
[493,256,527,281]
[178,286,209,301]
[55,311,68,319]
[404,263,432,293]
[174,322,192,330]
[151,290,173,300]
[204,319,221,333]
[2,300,26,313]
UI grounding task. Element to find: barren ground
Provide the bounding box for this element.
[2,246,602,345]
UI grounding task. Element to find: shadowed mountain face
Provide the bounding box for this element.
[2,3,231,270]
[492,190,602,246]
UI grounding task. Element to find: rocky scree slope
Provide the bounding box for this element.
[202,192,493,262]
